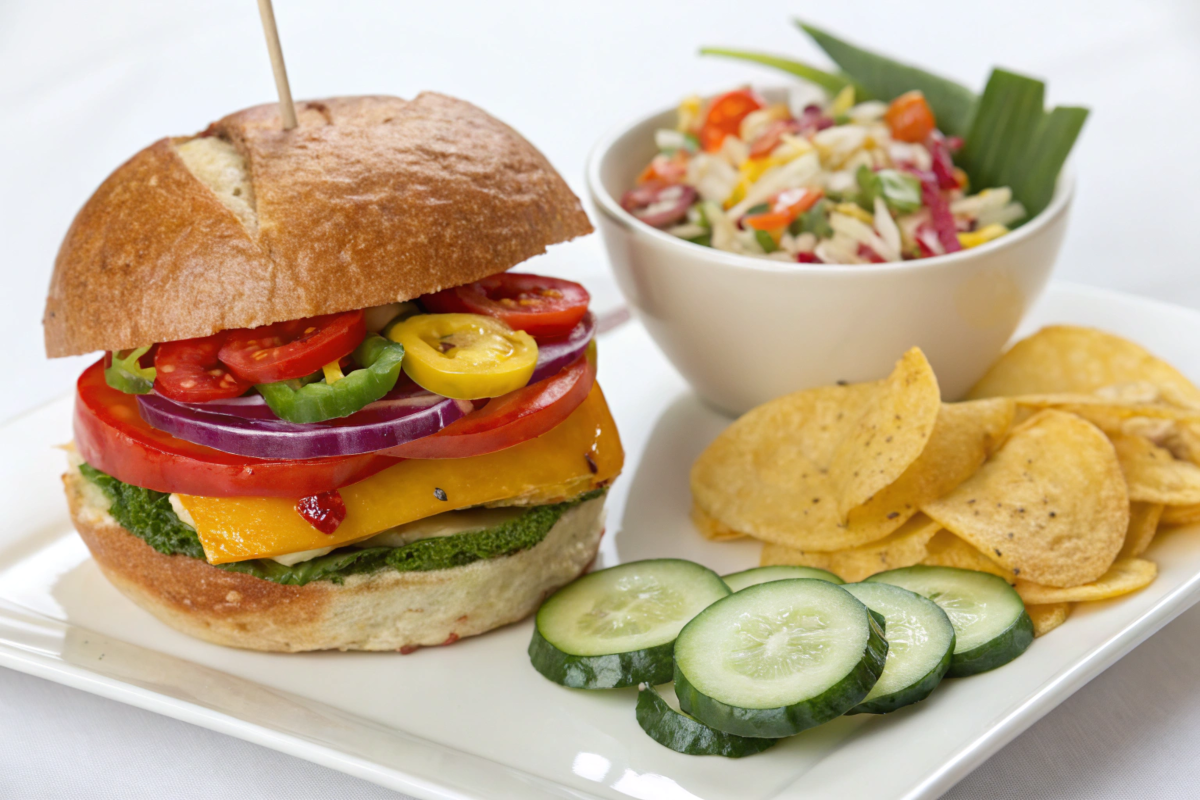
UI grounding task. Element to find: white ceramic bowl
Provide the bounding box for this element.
[586,88,1074,416]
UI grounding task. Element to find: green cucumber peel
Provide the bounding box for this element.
[674,581,888,738]
[636,684,778,757]
[528,629,675,689]
[947,610,1033,677]
[866,566,1033,677]
[676,610,887,738]
[843,582,955,714]
[723,565,844,592]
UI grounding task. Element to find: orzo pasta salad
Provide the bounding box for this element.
[621,87,1024,264]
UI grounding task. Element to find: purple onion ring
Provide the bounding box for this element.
[138,383,472,460]
[530,312,595,383]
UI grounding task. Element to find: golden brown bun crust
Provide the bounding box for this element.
[44,93,593,357]
[65,470,605,652]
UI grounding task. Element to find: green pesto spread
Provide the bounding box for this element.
[79,463,602,587]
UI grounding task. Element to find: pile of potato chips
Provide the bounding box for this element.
[692,326,1200,638]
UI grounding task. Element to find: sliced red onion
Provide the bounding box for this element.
[138,383,472,459]
[139,313,594,458]
[531,312,595,383]
[620,184,697,229]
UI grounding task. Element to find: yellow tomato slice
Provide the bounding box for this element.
[388,313,538,399]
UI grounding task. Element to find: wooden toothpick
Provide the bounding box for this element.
[256,0,298,130]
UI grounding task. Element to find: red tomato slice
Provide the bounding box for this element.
[154,335,253,402]
[700,89,765,152]
[421,273,590,338]
[382,353,595,459]
[218,310,366,384]
[75,359,395,497]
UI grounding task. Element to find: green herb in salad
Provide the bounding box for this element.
[699,20,1087,220]
[856,166,923,214]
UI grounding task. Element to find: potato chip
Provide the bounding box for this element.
[829,348,941,517]
[922,410,1128,587]
[1015,558,1157,604]
[690,383,878,551]
[693,391,1012,552]
[968,325,1200,408]
[1026,603,1071,637]
[1110,432,1200,505]
[1161,502,1200,527]
[1012,393,1200,423]
[921,530,1014,582]
[850,397,1014,522]
[691,505,745,541]
[1119,502,1164,559]
[760,514,942,582]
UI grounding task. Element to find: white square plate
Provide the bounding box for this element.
[3,281,1200,800]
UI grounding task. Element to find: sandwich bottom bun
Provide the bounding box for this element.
[64,470,606,653]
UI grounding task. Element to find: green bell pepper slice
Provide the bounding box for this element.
[256,334,405,424]
[104,347,156,395]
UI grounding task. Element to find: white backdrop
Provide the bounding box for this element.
[2,0,1200,797]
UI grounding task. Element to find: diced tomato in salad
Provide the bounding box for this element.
[699,89,765,152]
[624,85,1026,266]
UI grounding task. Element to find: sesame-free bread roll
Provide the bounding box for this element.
[44,93,592,357]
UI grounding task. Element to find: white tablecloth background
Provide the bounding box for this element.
[3,0,1199,796]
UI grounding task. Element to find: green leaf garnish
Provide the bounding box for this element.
[796,21,979,139]
[699,23,1087,223]
[698,47,855,96]
[958,69,1087,218]
[104,347,156,395]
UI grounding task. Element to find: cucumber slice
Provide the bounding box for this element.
[529,559,730,689]
[843,582,955,714]
[723,565,844,592]
[867,566,1033,677]
[674,579,888,738]
[636,684,778,758]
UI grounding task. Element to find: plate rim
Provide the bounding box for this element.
[3,279,1200,800]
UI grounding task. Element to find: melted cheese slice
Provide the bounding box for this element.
[180,385,623,564]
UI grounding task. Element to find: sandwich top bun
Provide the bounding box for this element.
[43,93,593,358]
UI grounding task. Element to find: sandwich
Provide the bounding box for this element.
[43,93,622,652]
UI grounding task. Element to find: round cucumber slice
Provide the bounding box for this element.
[866,566,1033,677]
[635,684,777,758]
[843,582,955,714]
[529,559,730,689]
[674,579,888,738]
[723,565,844,592]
